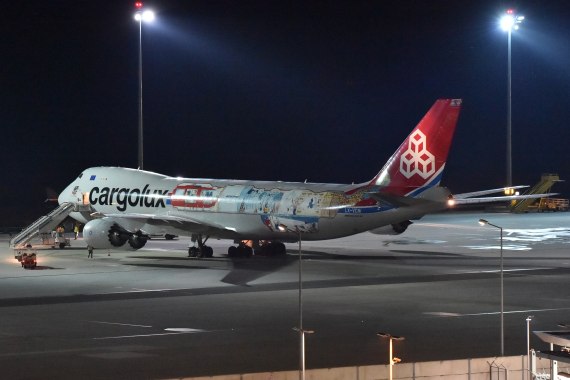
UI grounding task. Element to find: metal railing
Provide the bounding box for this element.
[9,202,75,249]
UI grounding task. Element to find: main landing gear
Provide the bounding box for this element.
[227,242,253,258]
[188,237,288,259]
[227,241,286,258]
[188,234,213,258]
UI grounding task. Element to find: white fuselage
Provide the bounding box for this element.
[58,167,442,242]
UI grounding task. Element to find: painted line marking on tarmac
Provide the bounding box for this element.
[94,332,193,340]
[425,307,570,318]
[94,328,206,340]
[460,267,555,274]
[424,312,462,317]
[143,248,183,252]
[164,328,205,333]
[465,245,532,251]
[460,308,570,316]
[102,288,189,294]
[88,321,153,328]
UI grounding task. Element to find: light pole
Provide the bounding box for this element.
[134,2,155,170]
[500,9,524,188]
[526,316,533,380]
[479,218,504,356]
[377,332,405,380]
[277,224,312,380]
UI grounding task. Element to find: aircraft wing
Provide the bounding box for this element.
[99,212,240,235]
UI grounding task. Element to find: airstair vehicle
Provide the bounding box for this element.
[511,173,566,213]
[9,202,78,249]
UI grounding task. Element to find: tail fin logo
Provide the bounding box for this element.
[399,130,435,179]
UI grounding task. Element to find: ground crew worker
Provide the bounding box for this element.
[74,224,80,240]
[87,245,93,258]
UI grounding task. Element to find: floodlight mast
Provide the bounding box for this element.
[134,2,155,170]
[500,9,524,189]
[526,316,533,379]
[377,332,405,380]
[478,218,505,356]
[277,224,313,380]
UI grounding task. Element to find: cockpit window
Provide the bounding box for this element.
[78,173,83,179]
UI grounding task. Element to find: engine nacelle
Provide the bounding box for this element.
[368,220,412,235]
[83,219,148,250]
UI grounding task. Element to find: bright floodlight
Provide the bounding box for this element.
[134,9,155,23]
[142,10,155,22]
[500,9,524,32]
[500,14,515,31]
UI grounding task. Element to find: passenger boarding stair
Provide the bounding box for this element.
[511,173,563,213]
[9,202,77,249]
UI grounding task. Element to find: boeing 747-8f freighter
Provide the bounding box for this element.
[50,99,547,257]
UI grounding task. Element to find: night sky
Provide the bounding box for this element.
[3,1,570,226]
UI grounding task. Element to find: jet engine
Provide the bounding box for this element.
[368,220,412,235]
[83,218,148,250]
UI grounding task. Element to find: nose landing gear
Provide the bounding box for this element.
[188,234,213,258]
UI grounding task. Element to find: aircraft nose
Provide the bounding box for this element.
[58,182,80,205]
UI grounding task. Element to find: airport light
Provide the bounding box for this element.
[134,2,155,170]
[500,9,524,188]
[277,224,310,380]
[377,332,405,380]
[478,218,505,356]
[526,315,533,380]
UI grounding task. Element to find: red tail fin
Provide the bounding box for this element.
[371,99,462,196]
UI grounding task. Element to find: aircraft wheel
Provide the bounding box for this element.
[109,230,128,247]
[188,247,199,257]
[59,243,66,249]
[274,242,286,255]
[238,245,252,258]
[228,246,237,257]
[128,236,147,250]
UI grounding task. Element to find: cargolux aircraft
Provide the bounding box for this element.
[54,99,543,257]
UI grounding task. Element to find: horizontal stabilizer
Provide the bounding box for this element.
[453,185,529,199]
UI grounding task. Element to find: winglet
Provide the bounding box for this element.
[371,99,462,196]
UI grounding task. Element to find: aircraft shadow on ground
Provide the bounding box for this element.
[124,249,469,286]
[125,253,295,286]
[3,267,568,309]
[124,263,212,270]
[221,255,295,285]
[296,249,466,260]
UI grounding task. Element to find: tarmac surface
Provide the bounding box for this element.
[1,211,570,379]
